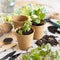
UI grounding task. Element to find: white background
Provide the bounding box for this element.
[16,0,60,13]
[0,0,60,12]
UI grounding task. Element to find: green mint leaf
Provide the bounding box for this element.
[39,13,46,20]
[23,20,32,32]
[40,50,47,57]
[22,54,31,60]
[31,52,40,60]
[33,18,40,24]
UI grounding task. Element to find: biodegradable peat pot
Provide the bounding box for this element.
[13,15,28,29]
[32,21,45,40]
[0,23,12,34]
[16,28,34,50]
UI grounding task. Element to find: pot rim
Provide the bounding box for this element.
[32,20,46,26]
[15,27,34,36]
[32,23,46,27]
[13,15,28,22]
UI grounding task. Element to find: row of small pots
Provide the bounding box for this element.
[13,15,45,50]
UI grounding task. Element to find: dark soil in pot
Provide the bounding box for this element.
[16,28,33,35]
[32,20,46,26]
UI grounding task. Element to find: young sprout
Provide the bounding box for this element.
[18,20,32,35]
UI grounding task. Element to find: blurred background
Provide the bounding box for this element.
[0,0,60,13]
[16,0,60,12]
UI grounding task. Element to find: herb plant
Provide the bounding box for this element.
[29,8,46,24]
[22,44,60,60]
[18,20,32,35]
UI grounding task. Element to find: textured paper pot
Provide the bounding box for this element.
[16,29,34,50]
[13,15,28,29]
[32,24,45,40]
[0,23,12,34]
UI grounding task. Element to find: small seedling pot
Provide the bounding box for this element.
[32,23,45,40]
[13,15,28,29]
[0,23,12,35]
[16,28,34,50]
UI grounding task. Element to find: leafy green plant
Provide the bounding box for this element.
[22,44,60,60]
[20,6,32,16]
[17,20,32,35]
[29,8,46,24]
[4,15,14,29]
[4,15,13,23]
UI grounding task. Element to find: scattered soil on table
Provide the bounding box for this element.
[3,38,13,44]
[48,26,60,34]
[36,35,58,46]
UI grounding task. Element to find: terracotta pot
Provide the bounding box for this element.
[13,15,28,29]
[32,24,45,40]
[16,29,34,50]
